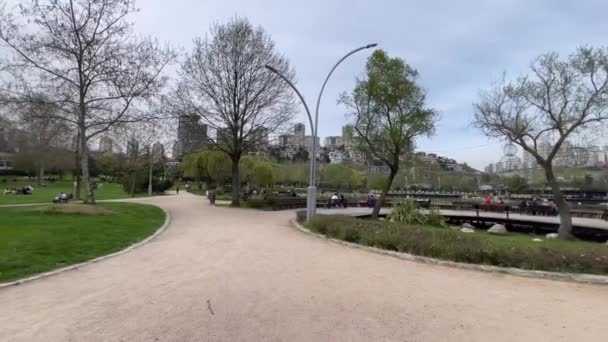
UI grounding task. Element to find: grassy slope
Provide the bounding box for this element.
[0,180,134,205]
[0,202,165,282]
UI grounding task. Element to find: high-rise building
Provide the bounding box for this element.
[294,123,305,137]
[250,126,269,151]
[484,163,495,174]
[278,134,290,146]
[304,135,321,157]
[324,136,342,149]
[522,150,537,169]
[177,114,209,159]
[495,161,504,173]
[127,138,139,159]
[342,125,354,147]
[152,142,165,160]
[99,137,113,154]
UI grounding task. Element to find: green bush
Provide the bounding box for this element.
[246,199,266,209]
[296,210,307,223]
[388,199,425,225]
[389,199,446,228]
[120,173,173,195]
[306,215,608,275]
[245,197,278,209]
[426,206,447,228]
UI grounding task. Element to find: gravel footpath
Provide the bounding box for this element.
[1,193,607,341]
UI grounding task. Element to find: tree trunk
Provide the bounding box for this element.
[79,131,95,204]
[148,149,153,196]
[75,174,81,200]
[37,163,44,186]
[372,168,398,219]
[231,158,240,207]
[130,172,136,197]
[74,139,82,200]
[544,164,573,239]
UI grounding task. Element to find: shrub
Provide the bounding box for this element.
[389,199,446,228]
[295,210,307,223]
[306,215,608,275]
[426,206,447,228]
[246,199,266,209]
[245,196,278,209]
[388,199,425,225]
[121,172,173,195]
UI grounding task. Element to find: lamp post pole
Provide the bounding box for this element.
[266,43,377,221]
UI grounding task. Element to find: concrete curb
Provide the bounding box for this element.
[0,207,172,289]
[289,219,608,286]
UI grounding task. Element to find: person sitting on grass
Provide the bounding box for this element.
[21,185,34,195]
[53,192,68,203]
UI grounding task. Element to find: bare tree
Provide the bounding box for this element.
[340,50,437,218]
[474,47,608,239]
[173,17,295,206]
[12,96,70,185]
[0,0,176,204]
[110,121,157,197]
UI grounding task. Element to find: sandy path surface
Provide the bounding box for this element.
[1,193,607,341]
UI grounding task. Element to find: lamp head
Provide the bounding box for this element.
[365,43,378,49]
[265,64,278,73]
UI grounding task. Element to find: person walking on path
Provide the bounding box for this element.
[176,185,180,195]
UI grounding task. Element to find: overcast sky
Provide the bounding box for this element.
[130,0,608,170]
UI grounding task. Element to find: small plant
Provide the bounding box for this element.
[426,206,447,228]
[388,199,425,225]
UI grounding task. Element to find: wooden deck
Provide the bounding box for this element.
[317,207,608,233]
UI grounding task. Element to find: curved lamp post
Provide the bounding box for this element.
[266,43,377,221]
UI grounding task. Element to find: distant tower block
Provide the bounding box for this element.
[572,146,589,167]
[500,142,521,171]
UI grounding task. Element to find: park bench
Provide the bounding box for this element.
[570,208,608,221]
[453,201,477,210]
[478,204,513,213]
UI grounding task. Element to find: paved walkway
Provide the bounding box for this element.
[1,193,607,341]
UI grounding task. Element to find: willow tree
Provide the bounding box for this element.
[174,17,295,206]
[474,47,608,239]
[0,0,176,204]
[182,150,231,190]
[341,50,437,218]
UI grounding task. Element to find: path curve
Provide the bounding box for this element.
[1,193,607,341]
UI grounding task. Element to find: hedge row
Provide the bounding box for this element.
[305,214,608,275]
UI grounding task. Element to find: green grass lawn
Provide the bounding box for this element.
[306,215,608,275]
[0,202,165,282]
[0,179,135,205]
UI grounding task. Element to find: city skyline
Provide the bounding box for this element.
[128,0,608,170]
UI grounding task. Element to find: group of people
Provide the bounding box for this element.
[328,193,348,208]
[519,198,559,216]
[3,185,34,195]
[366,194,378,208]
[483,196,505,205]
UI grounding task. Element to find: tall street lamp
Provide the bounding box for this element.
[266,43,377,221]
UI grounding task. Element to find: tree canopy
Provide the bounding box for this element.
[474,47,608,238]
[340,50,437,217]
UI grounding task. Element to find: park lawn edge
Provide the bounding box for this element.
[0,203,170,288]
[290,217,608,285]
